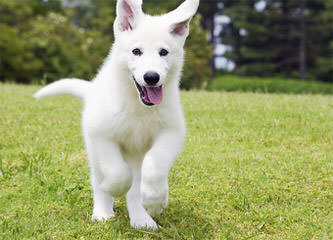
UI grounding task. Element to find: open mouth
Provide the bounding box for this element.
[133,77,163,106]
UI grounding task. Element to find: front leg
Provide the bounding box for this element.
[84,134,132,221]
[141,130,184,216]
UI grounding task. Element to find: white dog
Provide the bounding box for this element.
[34,0,199,230]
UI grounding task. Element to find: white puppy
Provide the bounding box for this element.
[34,0,199,230]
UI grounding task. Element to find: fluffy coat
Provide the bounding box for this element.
[34,0,199,230]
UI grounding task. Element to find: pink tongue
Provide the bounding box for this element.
[146,86,163,105]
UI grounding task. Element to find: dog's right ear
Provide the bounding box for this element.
[115,0,143,32]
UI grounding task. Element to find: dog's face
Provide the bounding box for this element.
[113,0,199,106]
[123,23,176,106]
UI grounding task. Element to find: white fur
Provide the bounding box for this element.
[34,0,199,230]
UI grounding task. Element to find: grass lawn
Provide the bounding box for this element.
[1,83,332,239]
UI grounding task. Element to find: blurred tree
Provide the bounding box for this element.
[220,0,333,82]
[0,24,43,82]
[0,0,42,82]
[0,0,97,83]
[197,0,220,77]
[26,12,97,82]
[182,14,213,89]
[142,0,181,14]
[28,0,63,15]
[307,0,333,82]
[67,0,116,69]
[221,0,299,78]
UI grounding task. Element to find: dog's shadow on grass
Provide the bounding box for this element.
[84,198,215,238]
[154,200,215,238]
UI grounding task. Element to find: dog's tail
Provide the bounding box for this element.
[33,78,91,100]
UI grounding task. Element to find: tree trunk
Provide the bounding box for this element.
[210,12,216,78]
[299,0,306,80]
[282,1,292,78]
[73,7,81,27]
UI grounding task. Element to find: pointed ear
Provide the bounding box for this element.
[170,19,191,36]
[115,0,143,32]
[167,0,199,37]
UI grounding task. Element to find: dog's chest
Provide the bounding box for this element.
[107,109,166,154]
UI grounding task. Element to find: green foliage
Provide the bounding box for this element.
[0,0,33,27]
[182,15,213,89]
[1,84,333,239]
[0,0,42,82]
[315,40,333,82]
[221,0,333,82]
[142,0,182,15]
[26,13,98,83]
[311,0,333,82]
[0,24,43,82]
[0,0,98,83]
[208,75,333,95]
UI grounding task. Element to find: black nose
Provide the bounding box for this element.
[143,71,160,86]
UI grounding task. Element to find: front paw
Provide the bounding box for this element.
[91,209,115,221]
[141,179,168,216]
[130,214,159,230]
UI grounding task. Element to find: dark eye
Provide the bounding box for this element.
[159,49,169,56]
[132,48,142,56]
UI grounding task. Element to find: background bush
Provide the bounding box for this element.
[208,75,333,95]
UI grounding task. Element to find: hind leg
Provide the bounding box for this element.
[85,134,132,221]
[126,155,158,230]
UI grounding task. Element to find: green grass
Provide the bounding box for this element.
[208,75,333,95]
[1,83,332,239]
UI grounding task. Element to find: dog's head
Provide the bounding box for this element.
[113,0,199,106]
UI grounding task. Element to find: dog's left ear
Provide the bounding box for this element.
[115,0,143,32]
[166,0,199,38]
